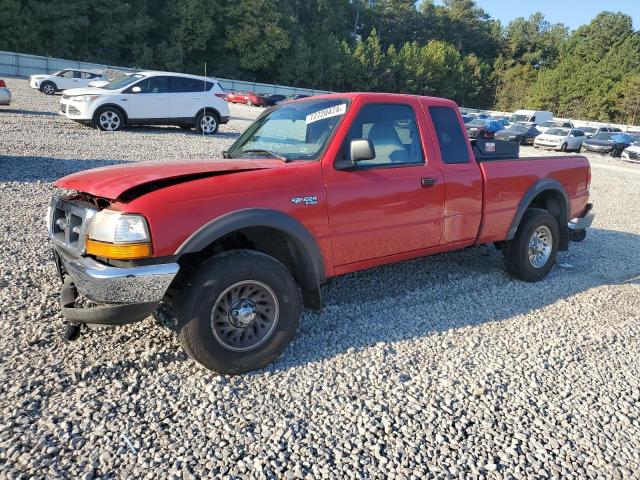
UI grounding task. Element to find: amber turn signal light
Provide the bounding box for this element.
[85,239,152,260]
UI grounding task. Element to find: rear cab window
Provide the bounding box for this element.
[428,106,470,164]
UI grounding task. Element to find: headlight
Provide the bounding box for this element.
[86,210,151,259]
[72,95,100,103]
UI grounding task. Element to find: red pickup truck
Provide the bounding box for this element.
[49,93,594,373]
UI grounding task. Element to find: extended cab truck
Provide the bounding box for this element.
[48,93,594,374]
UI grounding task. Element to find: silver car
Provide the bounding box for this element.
[0,79,10,105]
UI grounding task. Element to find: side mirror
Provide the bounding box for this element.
[335,139,376,171]
[351,138,375,162]
[131,86,141,94]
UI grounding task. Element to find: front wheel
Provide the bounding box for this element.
[502,209,559,282]
[246,99,253,106]
[40,81,56,95]
[195,110,219,135]
[94,107,124,131]
[176,250,301,374]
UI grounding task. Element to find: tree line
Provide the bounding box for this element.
[1,0,639,123]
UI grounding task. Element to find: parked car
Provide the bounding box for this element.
[509,109,553,126]
[537,120,574,134]
[29,69,108,95]
[495,124,541,145]
[59,71,230,133]
[241,91,267,107]
[490,116,510,128]
[461,114,474,124]
[0,79,11,105]
[465,118,503,139]
[263,94,287,106]
[581,132,635,157]
[534,128,586,152]
[225,91,241,103]
[48,92,593,374]
[577,126,598,137]
[621,143,640,163]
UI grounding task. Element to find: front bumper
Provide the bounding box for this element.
[54,246,179,325]
[569,203,595,230]
[59,97,94,120]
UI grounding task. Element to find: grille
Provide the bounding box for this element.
[67,106,80,115]
[49,197,96,256]
[626,150,639,160]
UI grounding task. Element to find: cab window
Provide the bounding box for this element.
[343,104,424,167]
[428,106,470,164]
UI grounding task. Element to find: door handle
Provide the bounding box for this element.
[421,177,436,188]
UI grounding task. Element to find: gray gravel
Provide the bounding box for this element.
[1,78,640,479]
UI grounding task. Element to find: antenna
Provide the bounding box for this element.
[203,62,206,136]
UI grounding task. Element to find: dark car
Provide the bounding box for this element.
[465,119,504,139]
[495,124,541,145]
[581,132,635,157]
[263,94,287,106]
[461,114,474,124]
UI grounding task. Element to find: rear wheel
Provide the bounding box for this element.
[246,99,253,106]
[502,209,559,282]
[40,81,56,95]
[94,107,124,131]
[195,110,219,135]
[176,250,301,374]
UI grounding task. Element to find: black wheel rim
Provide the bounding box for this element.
[210,280,279,351]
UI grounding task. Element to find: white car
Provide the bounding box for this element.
[59,71,230,133]
[0,79,11,105]
[621,142,640,164]
[534,128,586,152]
[537,120,574,134]
[29,69,108,95]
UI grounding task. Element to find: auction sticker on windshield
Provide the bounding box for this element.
[306,104,347,124]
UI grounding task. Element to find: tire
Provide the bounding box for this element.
[40,81,56,95]
[502,208,559,282]
[195,110,219,135]
[246,99,253,106]
[94,107,124,131]
[176,250,302,374]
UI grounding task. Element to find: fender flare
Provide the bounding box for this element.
[176,208,326,307]
[506,178,570,250]
[195,107,221,122]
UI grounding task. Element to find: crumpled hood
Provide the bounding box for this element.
[54,159,286,200]
[62,87,108,96]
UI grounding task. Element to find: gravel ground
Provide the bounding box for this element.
[1,78,639,479]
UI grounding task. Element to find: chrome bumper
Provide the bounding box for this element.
[54,246,180,326]
[54,246,179,304]
[569,203,595,230]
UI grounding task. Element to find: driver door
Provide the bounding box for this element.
[324,99,444,266]
[125,76,172,120]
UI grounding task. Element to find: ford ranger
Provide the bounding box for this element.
[48,93,594,373]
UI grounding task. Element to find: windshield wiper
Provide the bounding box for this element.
[241,149,289,162]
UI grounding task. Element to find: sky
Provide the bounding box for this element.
[434,0,640,30]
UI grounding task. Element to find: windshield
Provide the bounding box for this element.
[592,132,614,141]
[227,98,348,161]
[102,74,143,90]
[509,114,531,123]
[546,128,569,136]
[611,134,632,143]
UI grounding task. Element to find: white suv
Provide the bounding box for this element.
[29,69,108,95]
[59,71,230,134]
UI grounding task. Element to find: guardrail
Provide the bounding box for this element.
[2,50,638,131]
[0,50,329,98]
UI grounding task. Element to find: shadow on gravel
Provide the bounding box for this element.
[119,126,241,139]
[262,227,640,372]
[0,155,129,182]
[0,108,58,117]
